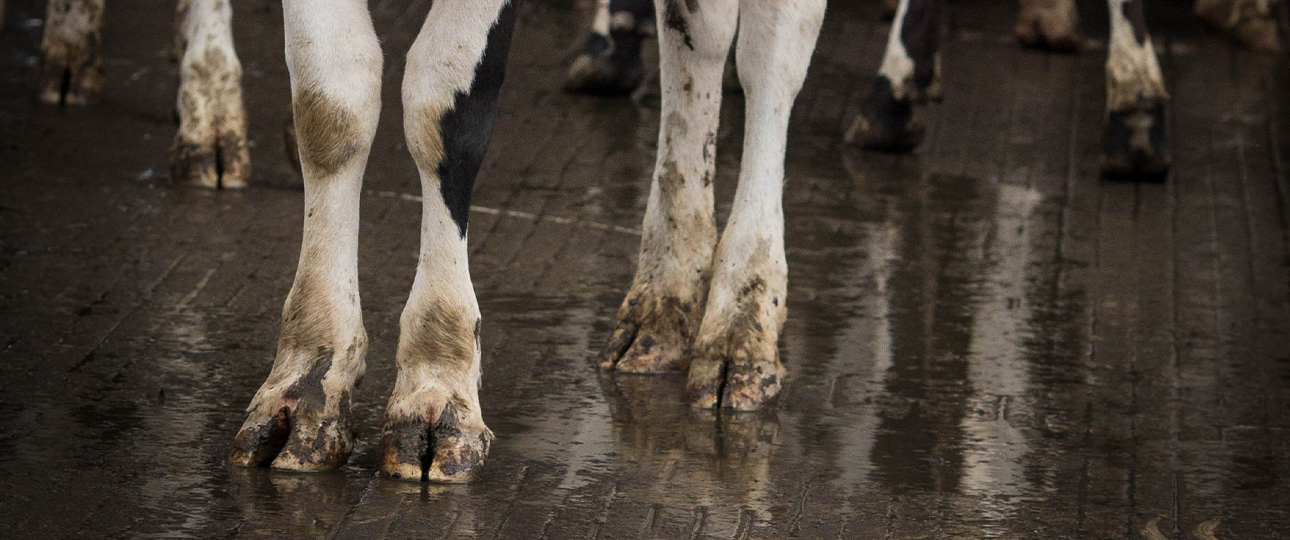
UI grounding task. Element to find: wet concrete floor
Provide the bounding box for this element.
[2,0,1290,537]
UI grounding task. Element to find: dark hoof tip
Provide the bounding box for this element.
[563,55,643,97]
[1101,103,1170,182]
[848,77,924,154]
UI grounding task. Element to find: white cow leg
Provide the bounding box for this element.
[688,0,825,410]
[598,0,737,374]
[229,0,381,471]
[37,0,104,105]
[1102,0,1170,179]
[379,0,517,484]
[171,0,250,189]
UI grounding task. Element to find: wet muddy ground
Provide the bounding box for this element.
[2,0,1289,538]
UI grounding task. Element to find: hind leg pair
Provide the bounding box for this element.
[229,0,517,483]
[599,0,826,410]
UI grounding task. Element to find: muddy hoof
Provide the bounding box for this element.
[229,401,355,471]
[598,293,701,373]
[170,47,250,189]
[37,10,105,105]
[170,134,250,189]
[846,77,924,153]
[687,339,785,411]
[380,401,493,483]
[1100,103,1170,181]
[1015,3,1083,52]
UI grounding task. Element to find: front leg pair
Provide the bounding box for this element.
[231,0,515,483]
[600,0,824,411]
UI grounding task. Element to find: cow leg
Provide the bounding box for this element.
[565,0,655,95]
[228,0,381,471]
[598,0,737,374]
[1195,0,1284,51]
[846,0,940,152]
[1016,0,1083,51]
[687,0,824,410]
[37,0,104,105]
[1102,0,1170,180]
[378,0,517,484]
[170,0,250,189]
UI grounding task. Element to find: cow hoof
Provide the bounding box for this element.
[170,46,250,189]
[1015,1,1083,52]
[171,135,250,189]
[1100,102,1170,181]
[598,289,708,374]
[564,53,643,96]
[381,398,492,483]
[687,327,785,411]
[37,2,105,106]
[846,77,924,153]
[229,394,356,471]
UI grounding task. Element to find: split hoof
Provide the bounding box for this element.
[846,77,924,153]
[598,295,699,373]
[1100,103,1170,181]
[687,340,785,411]
[380,401,493,483]
[170,134,250,189]
[37,1,105,106]
[228,397,356,472]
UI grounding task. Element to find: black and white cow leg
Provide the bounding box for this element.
[565,0,654,95]
[687,0,825,411]
[170,0,250,189]
[379,0,516,484]
[599,0,736,374]
[1015,0,1083,52]
[846,0,940,153]
[1195,0,1284,51]
[1101,0,1170,180]
[37,0,104,105]
[229,0,381,471]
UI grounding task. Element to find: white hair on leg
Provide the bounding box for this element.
[688,0,826,411]
[229,0,382,472]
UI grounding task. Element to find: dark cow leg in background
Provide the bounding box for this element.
[37,0,105,105]
[379,0,518,483]
[1016,0,1083,51]
[846,0,942,153]
[565,0,654,95]
[1101,0,1170,180]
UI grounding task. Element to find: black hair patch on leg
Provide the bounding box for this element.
[1121,0,1149,45]
[899,0,943,93]
[436,1,519,237]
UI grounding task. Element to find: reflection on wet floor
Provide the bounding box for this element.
[1,0,1288,537]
